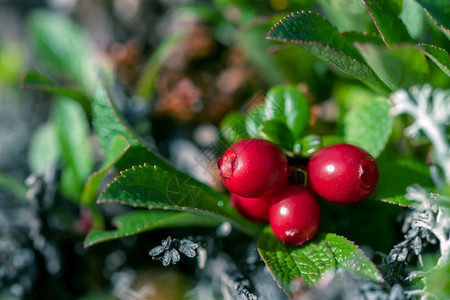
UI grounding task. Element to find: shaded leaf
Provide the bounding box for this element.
[82,136,176,205]
[416,0,450,34]
[0,42,25,83]
[341,31,384,45]
[333,82,376,122]
[219,111,249,146]
[374,159,434,206]
[85,210,219,247]
[356,43,429,90]
[343,97,392,158]
[98,164,261,237]
[0,172,28,199]
[86,83,177,205]
[264,85,310,140]
[362,0,412,46]
[81,135,130,205]
[257,228,382,294]
[417,44,450,77]
[246,105,265,138]
[21,70,92,118]
[258,120,294,150]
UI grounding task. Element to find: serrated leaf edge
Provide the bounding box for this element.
[376,197,412,207]
[95,163,262,237]
[96,163,174,209]
[324,233,384,283]
[361,0,391,47]
[421,7,450,34]
[257,232,383,295]
[416,43,450,74]
[266,11,353,56]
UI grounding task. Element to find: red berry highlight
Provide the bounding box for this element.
[307,143,379,204]
[231,193,270,222]
[217,138,289,197]
[269,185,320,245]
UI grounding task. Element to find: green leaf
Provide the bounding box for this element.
[267,11,361,59]
[257,228,382,294]
[295,134,323,157]
[82,135,130,205]
[362,0,412,46]
[264,85,310,140]
[423,261,450,299]
[374,159,434,206]
[356,43,430,90]
[86,82,181,205]
[98,164,261,237]
[135,32,184,100]
[21,71,92,118]
[84,210,220,247]
[267,12,390,93]
[341,31,384,45]
[416,0,450,33]
[219,111,249,146]
[317,0,372,31]
[53,97,94,199]
[0,172,28,199]
[92,82,142,154]
[387,0,404,16]
[343,97,392,158]
[82,136,177,205]
[333,82,376,121]
[417,44,450,77]
[322,135,345,147]
[27,10,97,91]
[400,0,426,39]
[246,105,265,138]
[258,120,294,150]
[28,122,60,174]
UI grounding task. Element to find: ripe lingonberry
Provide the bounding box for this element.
[217,138,289,197]
[231,193,270,222]
[269,185,320,245]
[307,144,379,204]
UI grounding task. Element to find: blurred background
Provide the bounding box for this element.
[0,1,323,299]
[0,0,448,299]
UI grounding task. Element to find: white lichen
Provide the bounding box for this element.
[390,85,450,185]
[389,85,450,299]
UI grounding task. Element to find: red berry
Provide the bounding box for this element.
[231,193,270,222]
[307,144,379,204]
[269,185,320,245]
[217,138,289,197]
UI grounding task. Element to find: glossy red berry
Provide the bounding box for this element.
[231,193,270,222]
[269,185,320,245]
[307,144,379,204]
[217,138,289,197]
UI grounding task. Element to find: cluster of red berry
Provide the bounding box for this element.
[217,138,379,245]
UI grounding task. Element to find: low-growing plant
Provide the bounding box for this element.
[4,0,448,298]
